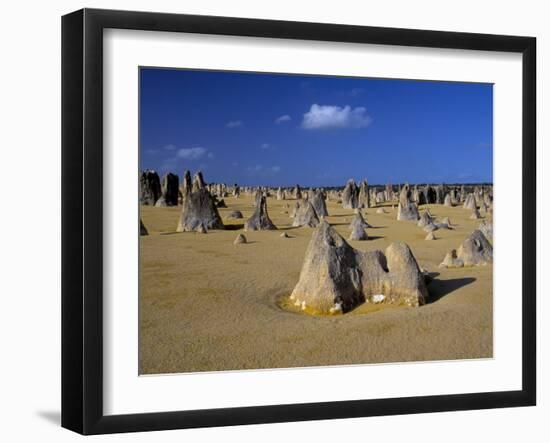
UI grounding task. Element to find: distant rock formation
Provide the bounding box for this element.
[310,189,328,217]
[443,193,453,207]
[342,179,359,209]
[289,221,427,314]
[358,180,370,208]
[140,170,161,205]
[140,219,148,236]
[293,185,302,200]
[439,230,493,268]
[463,193,477,210]
[276,187,285,200]
[397,184,420,221]
[176,173,224,232]
[292,200,320,228]
[244,195,276,231]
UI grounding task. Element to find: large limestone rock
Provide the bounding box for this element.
[443,193,453,207]
[244,195,276,231]
[397,184,420,221]
[310,189,328,217]
[176,186,224,232]
[439,230,493,268]
[290,221,428,314]
[292,200,320,228]
[140,170,161,205]
[342,179,359,209]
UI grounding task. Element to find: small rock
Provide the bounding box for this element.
[233,233,247,244]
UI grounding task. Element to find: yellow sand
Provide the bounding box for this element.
[139,197,492,374]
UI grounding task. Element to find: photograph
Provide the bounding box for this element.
[138,68,494,375]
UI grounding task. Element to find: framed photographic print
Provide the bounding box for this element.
[61,8,536,435]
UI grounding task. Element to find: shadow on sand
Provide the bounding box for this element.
[427,277,476,304]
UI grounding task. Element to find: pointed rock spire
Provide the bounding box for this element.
[244,195,276,231]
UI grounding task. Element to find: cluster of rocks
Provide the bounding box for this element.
[289,221,428,314]
[439,230,493,268]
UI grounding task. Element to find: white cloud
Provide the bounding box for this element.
[301,104,372,129]
[275,115,291,124]
[226,120,243,128]
[271,166,281,173]
[260,143,270,150]
[176,147,207,160]
[163,144,177,151]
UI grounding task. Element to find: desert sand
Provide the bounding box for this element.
[139,196,492,374]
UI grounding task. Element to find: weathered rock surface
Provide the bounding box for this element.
[290,221,428,314]
[358,180,370,208]
[244,195,276,231]
[310,189,328,217]
[417,211,433,228]
[140,170,162,205]
[349,223,368,241]
[397,183,420,221]
[439,230,493,268]
[159,172,179,206]
[342,179,359,209]
[463,193,477,210]
[176,187,224,232]
[479,220,493,241]
[349,210,371,231]
[292,200,320,228]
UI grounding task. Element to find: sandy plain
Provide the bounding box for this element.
[139,196,492,374]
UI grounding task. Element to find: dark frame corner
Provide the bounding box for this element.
[62,8,536,435]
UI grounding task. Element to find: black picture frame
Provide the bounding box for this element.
[62,8,536,435]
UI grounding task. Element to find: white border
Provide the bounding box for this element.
[103,29,522,415]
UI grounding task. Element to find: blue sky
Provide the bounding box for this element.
[140,68,493,187]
